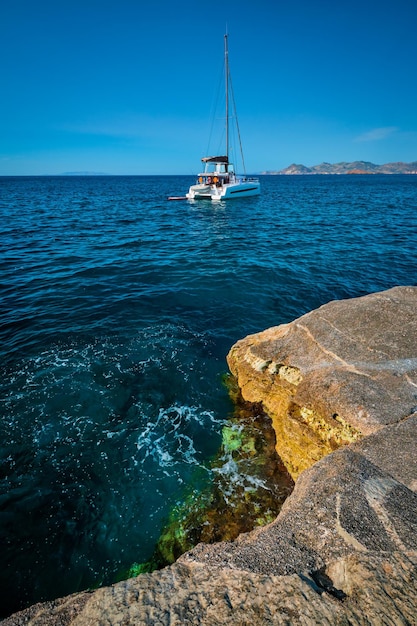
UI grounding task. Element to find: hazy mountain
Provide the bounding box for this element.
[264,161,417,175]
[61,171,109,176]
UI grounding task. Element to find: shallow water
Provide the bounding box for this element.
[1,174,416,616]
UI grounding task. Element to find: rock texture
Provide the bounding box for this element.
[3,552,417,626]
[227,286,417,478]
[4,286,417,626]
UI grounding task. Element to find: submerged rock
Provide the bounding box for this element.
[5,286,417,625]
[132,393,293,570]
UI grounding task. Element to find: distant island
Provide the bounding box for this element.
[61,171,109,176]
[263,160,417,175]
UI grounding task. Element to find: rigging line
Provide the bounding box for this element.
[225,33,229,161]
[229,72,247,176]
[205,52,225,157]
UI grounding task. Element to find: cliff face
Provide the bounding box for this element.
[226,286,417,478]
[4,287,417,625]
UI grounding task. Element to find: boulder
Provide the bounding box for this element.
[4,286,417,625]
[226,285,417,478]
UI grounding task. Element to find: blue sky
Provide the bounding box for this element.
[1,0,416,175]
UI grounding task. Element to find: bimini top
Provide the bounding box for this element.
[201,155,229,163]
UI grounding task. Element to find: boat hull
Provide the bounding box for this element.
[186,180,260,201]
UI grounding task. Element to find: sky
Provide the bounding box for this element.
[1,0,417,175]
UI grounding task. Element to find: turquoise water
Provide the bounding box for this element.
[1,174,416,617]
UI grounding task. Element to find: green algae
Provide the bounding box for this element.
[128,380,294,573]
[126,561,158,577]
[222,424,256,454]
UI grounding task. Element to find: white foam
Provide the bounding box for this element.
[135,403,219,473]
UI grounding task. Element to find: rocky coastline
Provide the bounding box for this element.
[263,160,417,175]
[3,286,417,625]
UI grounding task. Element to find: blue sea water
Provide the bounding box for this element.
[1,174,416,617]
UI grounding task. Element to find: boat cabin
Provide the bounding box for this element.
[198,156,235,184]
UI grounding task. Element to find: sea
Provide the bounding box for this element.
[1,173,416,618]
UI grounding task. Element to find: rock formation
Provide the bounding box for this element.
[4,286,417,625]
[226,285,417,478]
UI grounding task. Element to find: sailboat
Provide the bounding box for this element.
[186,34,260,201]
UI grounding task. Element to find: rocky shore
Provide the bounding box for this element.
[3,286,417,625]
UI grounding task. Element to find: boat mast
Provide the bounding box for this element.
[224,33,229,162]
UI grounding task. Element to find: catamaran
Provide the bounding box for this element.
[186,34,260,201]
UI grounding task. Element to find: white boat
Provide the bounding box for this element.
[186,35,260,201]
